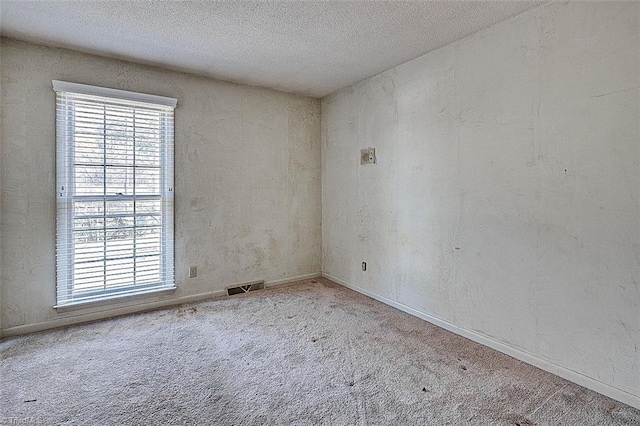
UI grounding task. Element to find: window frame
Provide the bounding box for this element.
[53,80,177,309]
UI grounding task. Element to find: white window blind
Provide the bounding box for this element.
[54,81,176,307]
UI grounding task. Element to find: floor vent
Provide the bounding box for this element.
[226,280,265,296]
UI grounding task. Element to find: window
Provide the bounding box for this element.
[54,81,176,307]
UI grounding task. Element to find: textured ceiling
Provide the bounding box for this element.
[0,1,545,98]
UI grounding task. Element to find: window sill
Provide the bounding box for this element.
[54,286,177,313]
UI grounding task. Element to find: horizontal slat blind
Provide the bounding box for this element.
[55,82,175,307]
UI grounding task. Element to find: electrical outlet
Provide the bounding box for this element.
[189,266,197,278]
[360,148,376,165]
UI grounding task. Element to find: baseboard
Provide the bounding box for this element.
[265,272,322,288]
[322,272,640,410]
[0,289,227,338]
[1,272,322,338]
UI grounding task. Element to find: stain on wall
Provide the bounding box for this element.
[0,39,321,330]
[322,1,639,400]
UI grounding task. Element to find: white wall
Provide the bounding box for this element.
[322,1,639,406]
[0,39,321,334]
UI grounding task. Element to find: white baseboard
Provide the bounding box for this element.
[265,272,322,288]
[322,272,640,410]
[0,289,226,338]
[0,272,322,338]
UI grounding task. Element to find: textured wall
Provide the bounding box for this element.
[322,1,639,401]
[0,39,321,331]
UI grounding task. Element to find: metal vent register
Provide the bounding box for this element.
[226,280,265,296]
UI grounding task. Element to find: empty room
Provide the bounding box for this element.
[0,0,638,424]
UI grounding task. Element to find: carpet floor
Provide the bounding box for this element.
[1,278,639,425]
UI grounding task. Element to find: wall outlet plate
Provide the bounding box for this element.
[189,266,197,278]
[360,148,376,165]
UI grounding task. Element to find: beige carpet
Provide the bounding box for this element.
[1,278,638,425]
